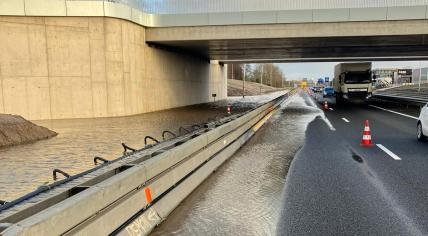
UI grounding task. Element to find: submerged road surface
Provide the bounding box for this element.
[0,92,285,202]
[152,91,325,235]
[279,92,428,235]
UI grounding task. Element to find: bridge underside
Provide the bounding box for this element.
[149,35,428,63]
[146,20,428,63]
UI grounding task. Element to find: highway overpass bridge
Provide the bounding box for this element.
[146,20,428,63]
[1,0,428,119]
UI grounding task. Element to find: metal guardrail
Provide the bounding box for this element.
[372,94,428,105]
[372,85,428,105]
[0,92,289,236]
[0,113,240,214]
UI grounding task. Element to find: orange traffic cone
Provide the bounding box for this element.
[227,105,231,115]
[324,101,329,110]
[360,120,373,147]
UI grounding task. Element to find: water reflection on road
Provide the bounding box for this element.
[151,92,322,236]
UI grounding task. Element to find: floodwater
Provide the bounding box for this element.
[151,91,323,236]
[0,92,285,202]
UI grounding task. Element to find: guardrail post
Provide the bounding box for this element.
[53,169,70,181]
[162,130,177,141]
[144,136,160,146]
[178,126,191,135]
[122,143,137,154]
[94,156,109,165]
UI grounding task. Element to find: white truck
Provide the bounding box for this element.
[333,62,373,104]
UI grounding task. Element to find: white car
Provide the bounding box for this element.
[417,103,428,141]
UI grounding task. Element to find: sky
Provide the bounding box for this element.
[278,61,428,81]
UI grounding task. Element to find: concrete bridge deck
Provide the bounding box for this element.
[146,20,428,62]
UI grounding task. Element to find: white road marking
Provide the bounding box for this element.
[329,108,334,111]
[321,114,336,131]
[307,96,318,107]
[376,144,402,160]
[369,105,418,120]
[307,94,336,131]
[341,118,350,123]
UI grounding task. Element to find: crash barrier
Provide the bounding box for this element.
[373,84,428,105]
[0,92,289,236]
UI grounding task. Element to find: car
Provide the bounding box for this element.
[323,87,335,97]
[417,102,428,141]
[312,86,323,93]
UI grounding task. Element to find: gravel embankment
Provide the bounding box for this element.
[228,79,284,96]
[0,114,57,148]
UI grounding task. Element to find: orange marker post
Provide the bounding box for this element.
[144,187,152,204]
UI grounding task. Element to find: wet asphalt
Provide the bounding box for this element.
[152,91,428,236]
[152,91,322,235]
[279,92,428,235]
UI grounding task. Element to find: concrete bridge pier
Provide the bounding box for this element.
[0,16,227,120]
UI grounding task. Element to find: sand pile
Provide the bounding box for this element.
[0,114,57,148]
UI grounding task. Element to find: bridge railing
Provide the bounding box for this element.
[1,0,428,27]
[71,0,428,15]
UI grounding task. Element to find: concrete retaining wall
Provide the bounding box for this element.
[0,16,227,120]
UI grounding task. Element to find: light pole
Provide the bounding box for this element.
[243,64,246,98]
[260,65,264,95]
[419,61,422,92]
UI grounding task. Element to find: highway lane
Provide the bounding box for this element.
[279,92,428,235]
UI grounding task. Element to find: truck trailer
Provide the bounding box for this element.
[333,62,373,104]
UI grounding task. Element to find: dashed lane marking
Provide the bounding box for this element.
[341,118,350,123]
[376,144,402,160]
[369,105,418,120]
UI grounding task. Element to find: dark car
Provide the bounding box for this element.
[312,87,322,93]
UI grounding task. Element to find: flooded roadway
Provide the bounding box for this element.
[151,91,323,236]
[0,92,285,202]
